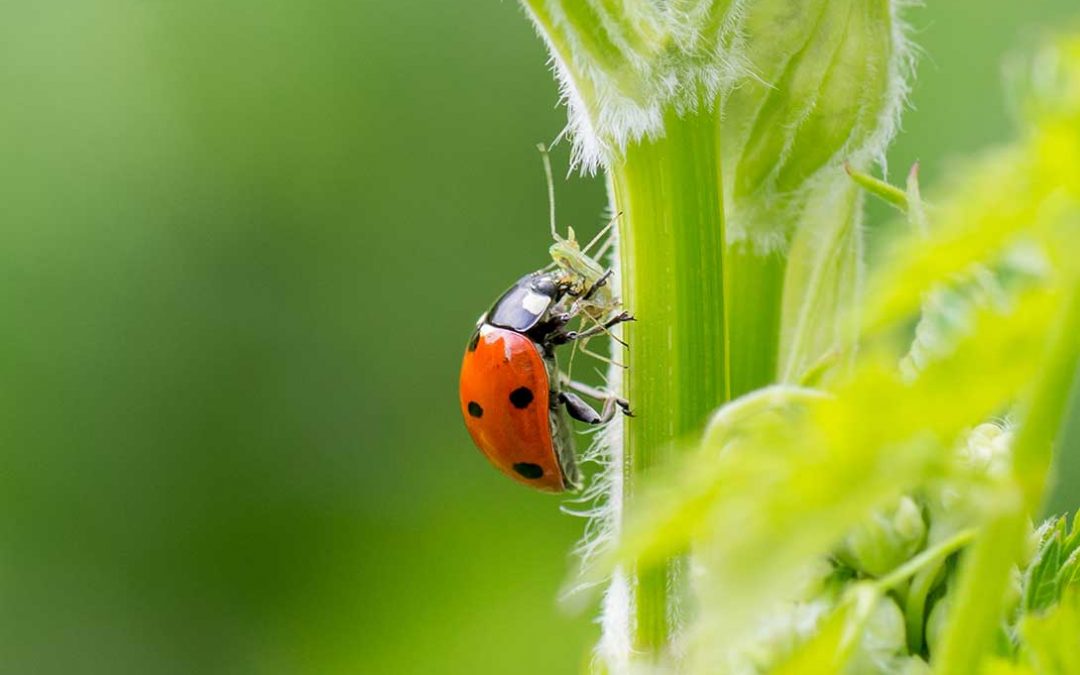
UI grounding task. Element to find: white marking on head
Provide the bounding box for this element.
[522,290,549,315]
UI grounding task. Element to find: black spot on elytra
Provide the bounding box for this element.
[513,462,543,479]
[509,386,534,409]
[467,401,483,418]
[467,329,481,352]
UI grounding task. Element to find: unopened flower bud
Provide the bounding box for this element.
[838,496,927,577]
[722,0,907,245]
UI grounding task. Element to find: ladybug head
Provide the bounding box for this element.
[486,272,566,334]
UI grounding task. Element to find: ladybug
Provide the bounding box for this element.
[459,270,632,492]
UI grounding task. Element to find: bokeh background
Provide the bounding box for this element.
[0,2,1077,673]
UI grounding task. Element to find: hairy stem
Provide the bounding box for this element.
[610,108,727,658]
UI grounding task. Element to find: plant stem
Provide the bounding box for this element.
[610,108,727,659]
[932,508,1025,675]
[725,245,785,398]
[875,528,975,593]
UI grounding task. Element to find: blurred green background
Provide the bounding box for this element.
[0,2,1076,673]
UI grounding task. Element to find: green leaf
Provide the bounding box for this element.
[604,284,1059,656]
[1025,516,1068,612]
[1023,513,1080,613]
[1019,587,1080,674]
[899,264,1008,380]
[845,162,909,212]
[729,0,895,203]
[980,658,1035,675]
[861,141,1076,337]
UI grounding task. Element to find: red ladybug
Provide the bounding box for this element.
[459,271,632,492]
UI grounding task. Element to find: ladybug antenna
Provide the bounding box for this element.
[537,143,562,242]
[581,212,622,256]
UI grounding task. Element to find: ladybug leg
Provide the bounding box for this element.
[558,391,632,423]
[558,391,632,425]
[547,311,573,330]
[559,379,634,419]
[549,310,634,346]
[558,391,603,424]
[605,395,634,419]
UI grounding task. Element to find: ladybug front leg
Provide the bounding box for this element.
[558,391,633,424]
[549,310,634,346]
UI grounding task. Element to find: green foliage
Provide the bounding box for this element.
[520,0,1080,670]
[523,2,910,664]
[1024,514,1080,614]
[1019,587,1080,673]
[573,31,1080,675]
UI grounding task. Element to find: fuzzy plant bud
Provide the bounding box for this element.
[960,423,1014,479]
[837,496,927,577]
[926,423,1015,545]
[722,0,908,247]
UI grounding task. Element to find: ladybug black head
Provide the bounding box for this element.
[486,272,565,334]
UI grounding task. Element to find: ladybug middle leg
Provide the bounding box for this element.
[558,390,632,424]
[557,378,633,422]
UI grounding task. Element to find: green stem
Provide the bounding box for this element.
[610,108,727,659]
[875,528,975,593]
[932,509,1026,674]
[725,246,785,397]
[904,562,942,654]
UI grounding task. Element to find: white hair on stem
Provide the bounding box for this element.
[521,0,751,174]
[552,198,630,671]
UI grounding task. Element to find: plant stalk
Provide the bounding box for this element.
[610,109,728,658]
[726,245,785,398]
